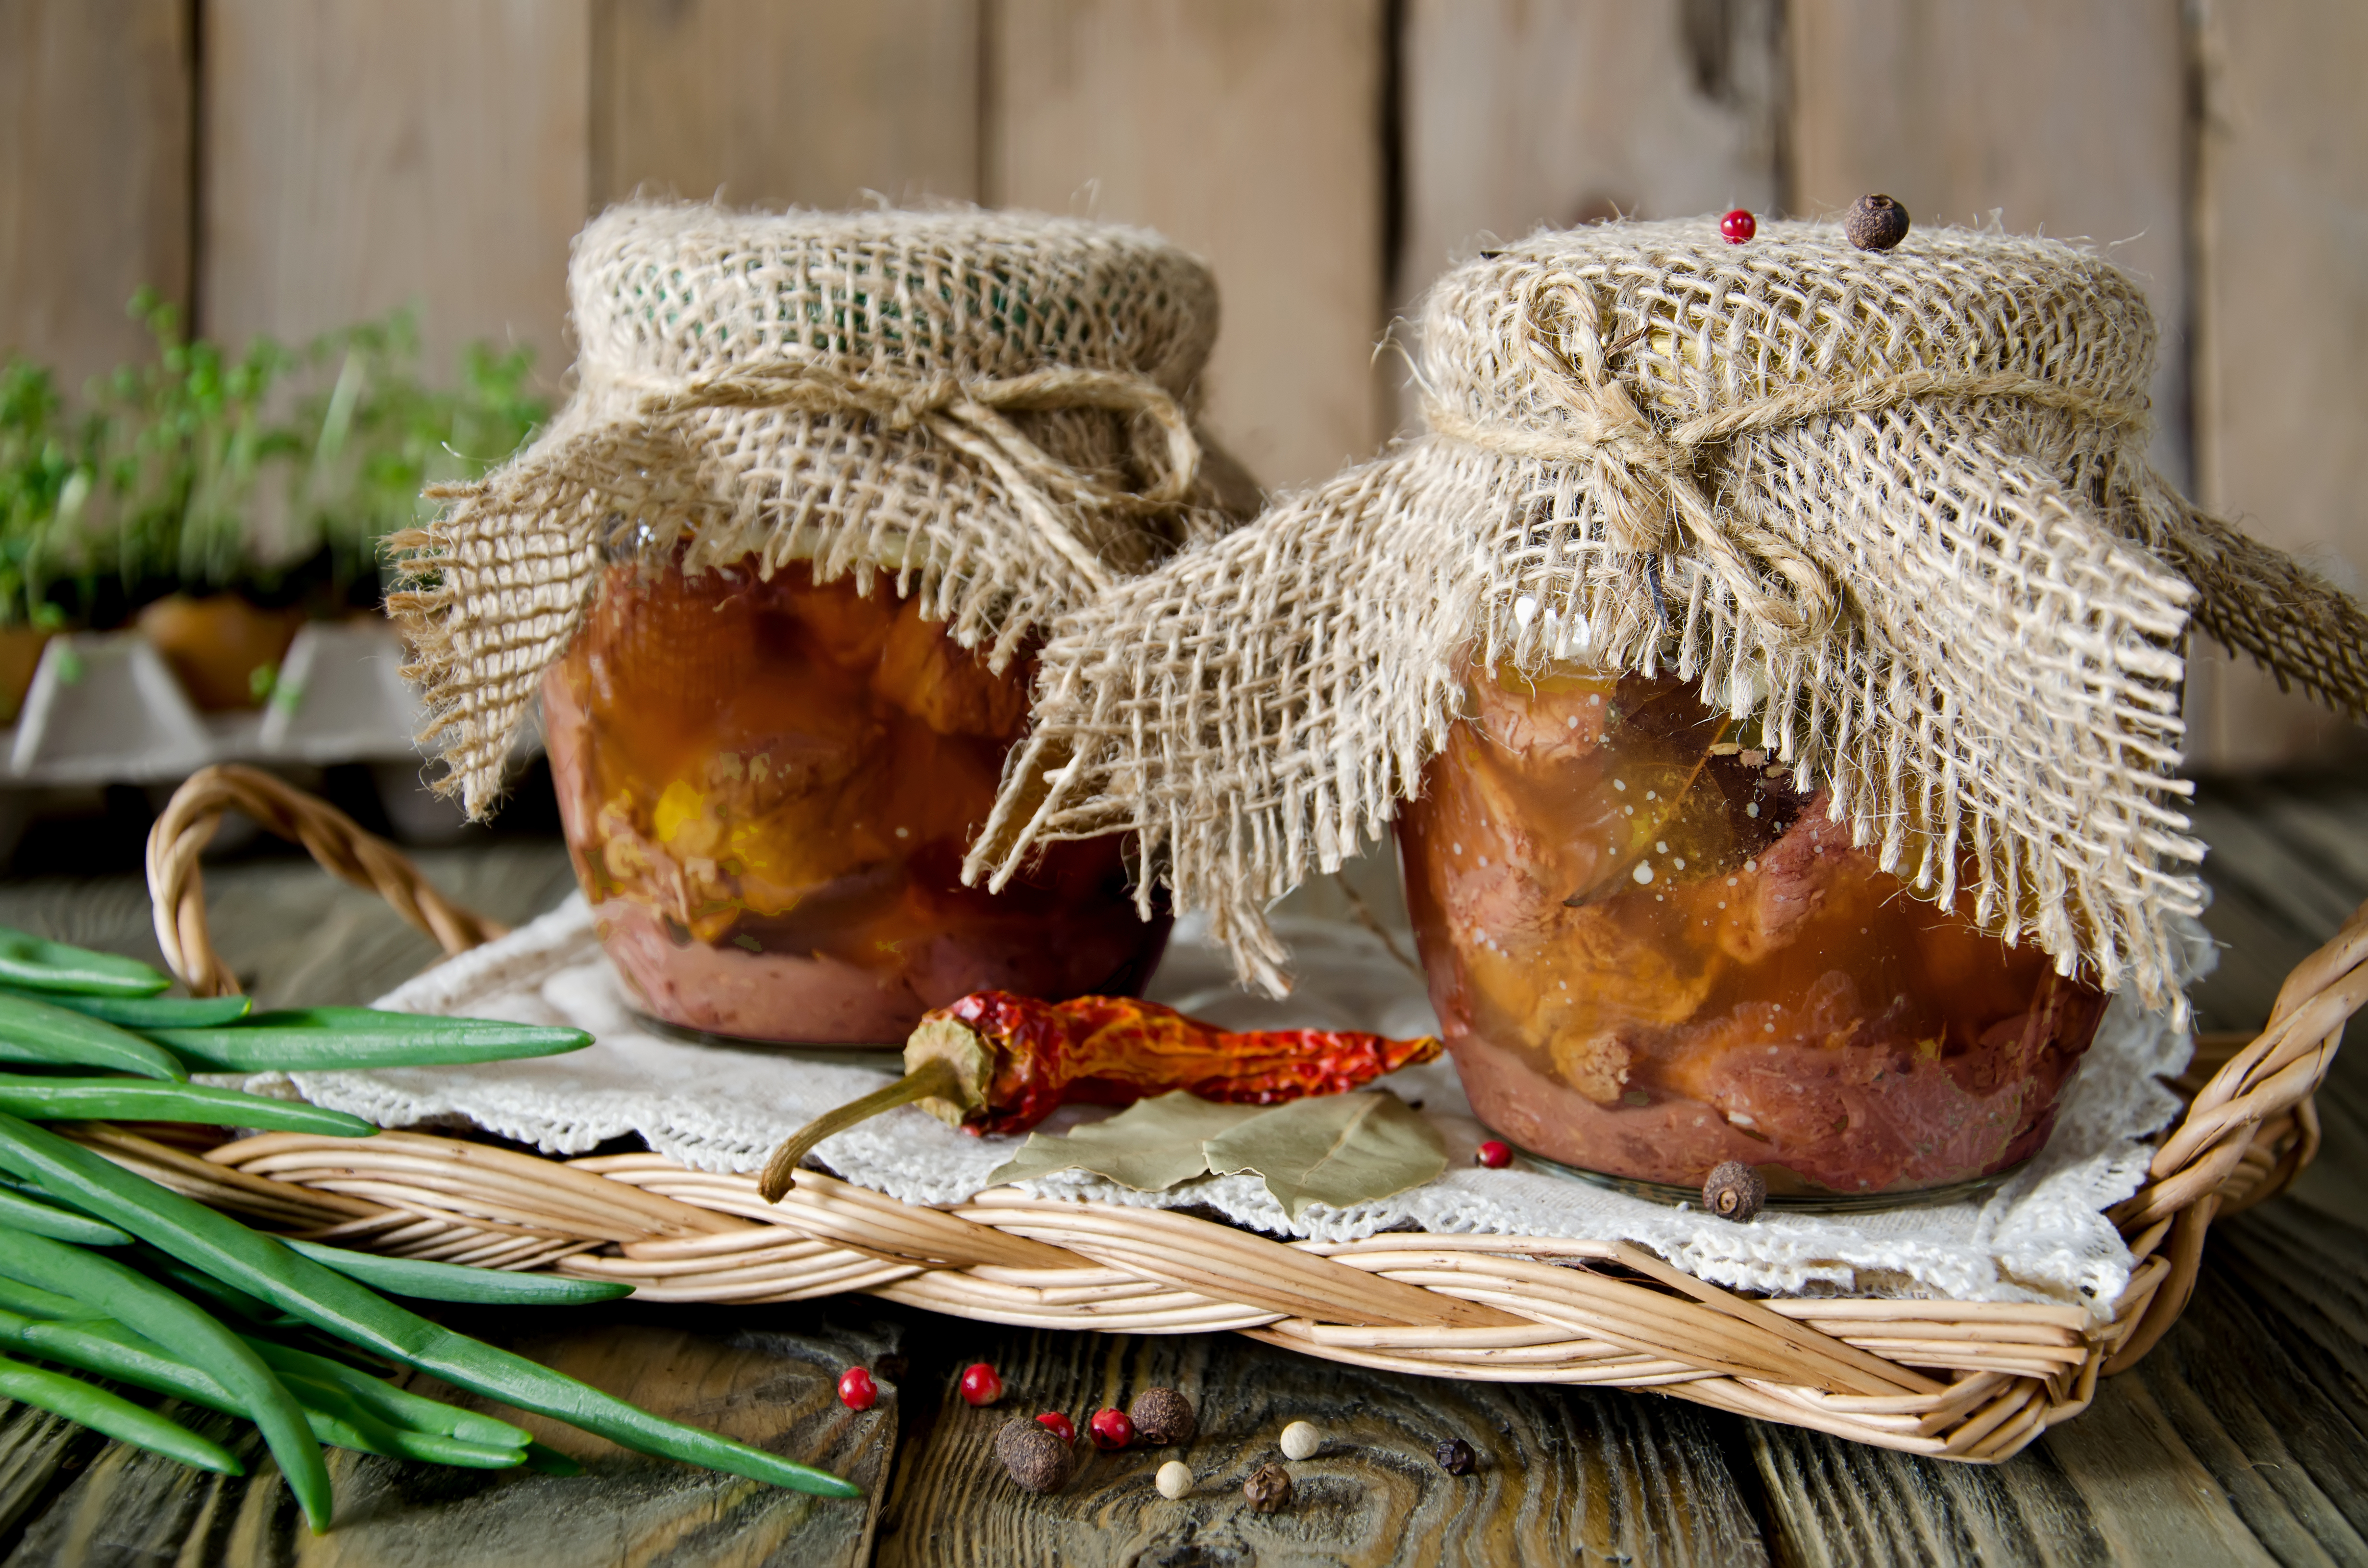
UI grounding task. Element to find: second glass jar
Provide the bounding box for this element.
[1397,662,2109,1200]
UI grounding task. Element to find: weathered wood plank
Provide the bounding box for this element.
[200,0,591,388]
[1398,0,1783,318]
[870,1321,1771,1567]
[987,0,1389,491]
[0,0,193,392]
[593,0,980,210]
[2185,0,2368,772]
[1,1304,904,1567]
[2185,776,2368,1034]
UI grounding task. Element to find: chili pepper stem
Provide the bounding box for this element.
[759,1057,964,1202]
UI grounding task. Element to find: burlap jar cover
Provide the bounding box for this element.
[972,218,2368,1017]
[390,201,1254,819]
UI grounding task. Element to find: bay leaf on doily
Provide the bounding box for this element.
[1204,1091,1447,1221]
[984,1091,1257,1191]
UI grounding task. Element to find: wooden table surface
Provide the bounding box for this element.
[0,773,2359,1567]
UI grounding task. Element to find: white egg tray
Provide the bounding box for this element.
[3,622,436,786]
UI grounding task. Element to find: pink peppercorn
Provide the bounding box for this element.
[1721,208,1756,245]
[960,1363,1004,1407]
[1476,1139,1513,1169]
[837,1367,877,1410]
[1088,1408,1135,1450]
[1036,1411,1076,1444]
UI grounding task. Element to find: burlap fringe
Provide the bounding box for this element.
[971,220,2368,1015]
[385,202,1255,819]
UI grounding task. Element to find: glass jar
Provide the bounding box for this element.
[1397,662,2108,1200]
[543,556,1169,1043]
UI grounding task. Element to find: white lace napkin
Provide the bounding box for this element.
[222,893,2203,1318]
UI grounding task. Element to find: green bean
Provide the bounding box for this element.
[0,1113,860,1499]
[520,1440,582,1476]
[8,1314,515,1466]
[0,929,170,999]
[0,1077,372,1137]
[0,991,253,1029]
[0,1274,83,1320]
[145,1008,592,1072]
[271,1370,526,1468]
[0,1224,333,1531]
[0,1309,234,1413]
[0,1185,130,1246]
[0,994,185,1081]
[283,1240,633,1305]
[128,1247,289,1327]
[0,1351,243,1474]
[243,1336,531,1451]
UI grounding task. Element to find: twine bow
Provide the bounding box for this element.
[597,360,1208,594]
[1421,296,2154,648]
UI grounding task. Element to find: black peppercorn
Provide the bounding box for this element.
[1435,1438,1476,1475]
[1703,1159,1767,1221]
[1129,1387,1197,1446]
[1244,1461,1294,1510]
[1843,194,1911,252]
[996,1418,1076,1494]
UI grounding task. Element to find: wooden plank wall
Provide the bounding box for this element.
[201,0,591,388]
[0,0,192,392]
[0,0,2359,766]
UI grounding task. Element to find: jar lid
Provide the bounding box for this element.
[571,203,1221,399]
[1417,218,2157,445]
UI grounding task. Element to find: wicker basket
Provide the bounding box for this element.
[129,765,2367,1464]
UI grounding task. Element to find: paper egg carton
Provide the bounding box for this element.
[3,620,426,786]
[0,620,543,790]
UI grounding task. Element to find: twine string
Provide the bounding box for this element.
[1422,338,2156,649]
[594,361,1211,595]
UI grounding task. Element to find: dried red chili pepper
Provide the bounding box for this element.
[757,992,1441,1200]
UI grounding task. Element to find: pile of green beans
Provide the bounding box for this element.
[0,925,860,1527]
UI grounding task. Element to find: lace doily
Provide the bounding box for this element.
[221,893,2203,1318]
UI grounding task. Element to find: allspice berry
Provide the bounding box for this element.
[1244,1461,1294,1511]
[1703,1159,1767,1222]
[1843,193,1911,252]
[1435,1438,1477,1476]
[996,1418,1076,1494]
[1129,1387,1197,1446]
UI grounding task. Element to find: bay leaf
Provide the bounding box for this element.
[1204,1091,1447,1221]
[984,1090,1261,1191]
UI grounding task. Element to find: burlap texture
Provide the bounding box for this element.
[971,218,2368,1015]
[389,202,1253,817]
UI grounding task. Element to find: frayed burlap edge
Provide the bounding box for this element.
[386,373,1255,821]
[969,413,2365,1021]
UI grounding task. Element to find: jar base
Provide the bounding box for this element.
[1504,1142,2031,1214]
[629,1010,905,1054]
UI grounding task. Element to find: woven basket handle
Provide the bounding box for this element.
[2119,894,2368,1231]
[144,764,507,997]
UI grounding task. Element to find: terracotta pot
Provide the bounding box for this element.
[1397,662,2107,1200]
[0,627,52,725]
[136,594,307,712]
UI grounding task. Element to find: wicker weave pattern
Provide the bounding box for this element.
[126,753,2364,1464]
